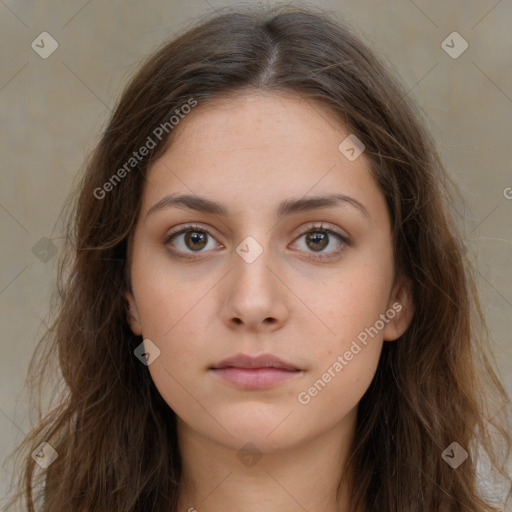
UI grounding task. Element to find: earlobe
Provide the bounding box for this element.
[124,290,143,336]
[383,276,415,342]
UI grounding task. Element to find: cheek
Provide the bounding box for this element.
[296,316,384,420]
[310,266,393,342]
[136,292,205,372]
[301,260,392,392]
[297,343,381,429]
[130,248,202,340]
[143,315,207,417]
[130,274,210,402]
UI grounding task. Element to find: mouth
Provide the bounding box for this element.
[209,353,303,390]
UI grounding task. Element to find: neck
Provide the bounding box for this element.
[175,408,357,512]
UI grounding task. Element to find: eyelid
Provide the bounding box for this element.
[163,223,224,249]
[288,222,350,261]
[290,221,349,242]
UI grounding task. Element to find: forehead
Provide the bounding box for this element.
[161,90,349,161]
[141,91,385,223]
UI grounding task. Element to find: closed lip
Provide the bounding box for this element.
[210,353,300,371]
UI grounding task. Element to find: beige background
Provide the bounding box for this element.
[1,0,511,505]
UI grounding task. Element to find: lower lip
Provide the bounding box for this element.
[210,367,301,389]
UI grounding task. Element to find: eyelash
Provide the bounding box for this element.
[163,222,350,262]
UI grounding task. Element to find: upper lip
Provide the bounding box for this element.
[211,353,300,370]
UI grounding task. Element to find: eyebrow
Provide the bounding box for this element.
[145,193,371,220]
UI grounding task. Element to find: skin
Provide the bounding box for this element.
[125,90,414,512]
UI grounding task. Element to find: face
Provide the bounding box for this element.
[125,90,414,453]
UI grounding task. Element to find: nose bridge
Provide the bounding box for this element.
[233,232,275,292]
[221,228,287,329]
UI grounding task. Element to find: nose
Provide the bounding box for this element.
[220,241,289,332]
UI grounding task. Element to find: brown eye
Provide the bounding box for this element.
[305,231,329,251]
[291,223,349,261]
[183,230,208,251]
[164,224,220,257]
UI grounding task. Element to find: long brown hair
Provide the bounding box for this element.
[5,4,511,511]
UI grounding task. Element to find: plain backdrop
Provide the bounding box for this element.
[1,0,511,505]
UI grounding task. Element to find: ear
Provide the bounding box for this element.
[383,274,415,342]
[125,289,143,336]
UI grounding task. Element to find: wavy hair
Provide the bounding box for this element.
[5,4,511,511]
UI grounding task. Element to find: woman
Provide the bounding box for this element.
[6,4,511,511]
